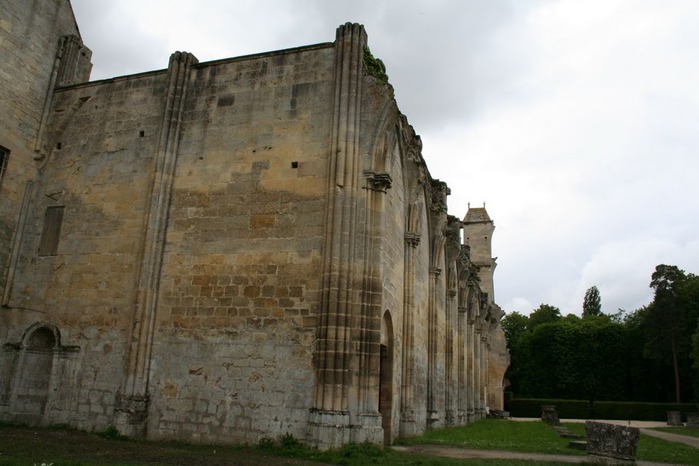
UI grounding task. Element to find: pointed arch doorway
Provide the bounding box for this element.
[379,310,394,445]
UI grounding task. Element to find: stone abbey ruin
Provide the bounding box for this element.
[1,0,508,447]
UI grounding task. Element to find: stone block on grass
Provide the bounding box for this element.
[585,421,639,462]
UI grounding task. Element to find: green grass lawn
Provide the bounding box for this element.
[637,434,699,465]
[2,419,699,466]
[0,423,573,466]
[654,425,699,438]
[563,422,699,465]
[400,419,583,456]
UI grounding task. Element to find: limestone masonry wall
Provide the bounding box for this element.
[0,0,90,297]
[1,0,509,447]
[148,47,335,443]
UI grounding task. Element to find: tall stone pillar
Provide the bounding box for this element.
[115,51,198,437]
[354,170,392,443]
[466,308,476,423]
[400,224,420,437]
[457,304,467,424]
[444,288,456,426]
[426,265,442,428]
[311,23,369,448]
[479,332,488,417]
[426,180,448,429]
[455,244,471,425]
[474,325,482,419]
[443,216,461,427]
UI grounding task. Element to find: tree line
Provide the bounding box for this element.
[502,264,699,403]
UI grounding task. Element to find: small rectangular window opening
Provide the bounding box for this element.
[291,161,298,169]
[38,206,65,256]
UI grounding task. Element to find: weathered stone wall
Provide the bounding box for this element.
[412,193,432,429]
[1,72,166,427]
[2,9,510,446]
[378,127,406,443]
[487,309,509,411]
[0,0,90,295]
[146,46,335,444]
[0,0,82,150]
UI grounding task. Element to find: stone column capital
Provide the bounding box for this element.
[364,171,392,193]
[404,232,421,248]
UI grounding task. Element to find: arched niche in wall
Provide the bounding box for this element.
[13,324,61,420]
[4,323,69,423]
[379,310,394,445]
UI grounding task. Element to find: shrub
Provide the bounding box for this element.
[98,425,130,441]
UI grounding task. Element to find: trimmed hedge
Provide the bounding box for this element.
[509,398,589,419]
[509,398,699,422]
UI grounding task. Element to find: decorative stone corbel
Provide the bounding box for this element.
[364,171,392,193]
[404,232,421,248]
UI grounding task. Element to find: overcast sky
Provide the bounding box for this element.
[70,0,699,317]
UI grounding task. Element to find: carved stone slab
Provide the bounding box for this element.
[585,421,640,461]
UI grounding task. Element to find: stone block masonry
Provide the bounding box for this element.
[585,421,640,462]
[1,0,509,448]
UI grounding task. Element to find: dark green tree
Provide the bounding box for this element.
[501,311,529,396]
[583,286,602,317]
[516,323,559,397]
[514,318,627,401]
[503,266,699,402]
[528,304,561,330]
[648,264,687,402]
[678,274,699,399]
[501,311,528,349]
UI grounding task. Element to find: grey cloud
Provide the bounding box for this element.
[69,0,699,317]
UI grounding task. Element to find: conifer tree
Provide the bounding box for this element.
[583,286,602,317]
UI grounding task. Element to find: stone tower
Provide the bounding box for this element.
[462,205,497,303]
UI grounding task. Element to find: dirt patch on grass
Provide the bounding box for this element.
[0,425,324,466]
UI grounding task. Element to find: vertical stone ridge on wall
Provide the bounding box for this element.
[426,180,449,428]
[357,103,397,434]
[443,216,462,426]
[466,287,477,422]
[399,134,423,438]
[475,305,487,417]
[457,303,467,423]
[116,51,198,437]
[355,168,391,443]
[400,203,420,436]
[312,22,367,447]
[456,245,470,424]
[2,182,33,306]
[34,35,93,160]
